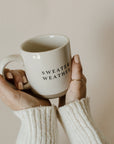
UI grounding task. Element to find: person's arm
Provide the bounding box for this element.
[58,98,107,144]
[58,55,108,144]
[14,105,57,144]
[0,69,57,144]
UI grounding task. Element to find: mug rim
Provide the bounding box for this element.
[20,33,70,54]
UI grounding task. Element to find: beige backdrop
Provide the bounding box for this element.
[0,0,114,143]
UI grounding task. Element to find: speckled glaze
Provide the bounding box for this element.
[0,34,72,99]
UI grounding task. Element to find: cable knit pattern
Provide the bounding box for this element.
[58,98,108,144]
[14,105,57,144]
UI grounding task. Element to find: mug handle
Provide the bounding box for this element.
[0,54,30,89]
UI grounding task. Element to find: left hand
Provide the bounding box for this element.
[59,54,87,107]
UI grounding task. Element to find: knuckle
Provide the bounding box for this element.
[15,76,22,82]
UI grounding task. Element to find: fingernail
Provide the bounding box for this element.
[74,55,80,63]
[23,76,27,83]
[7,72,13,79]
[18,82,24,90]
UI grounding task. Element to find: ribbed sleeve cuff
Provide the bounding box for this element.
[58,98,105,144]
[14,105,57,144]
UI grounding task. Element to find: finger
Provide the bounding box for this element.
[18,70,30,90]
[71,55,83,80]
[4,69,13,80]
[11,70,24,90]
[59,95,65,107]
[18,70,28,84]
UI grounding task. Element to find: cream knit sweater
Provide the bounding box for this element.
[14,98,108,144]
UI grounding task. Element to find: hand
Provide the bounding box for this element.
[0,69,51,111]
[59,54,87,107]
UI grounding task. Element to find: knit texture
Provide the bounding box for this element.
[14,105,57,144]
[58,98,107,144]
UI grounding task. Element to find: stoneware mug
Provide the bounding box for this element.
[0,34,72,99]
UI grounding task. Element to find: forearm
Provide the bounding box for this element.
[14,106,57,144]
[58,98,107,144]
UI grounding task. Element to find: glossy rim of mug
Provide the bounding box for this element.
[20,33,70,54]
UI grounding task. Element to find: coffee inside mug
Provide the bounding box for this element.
[21,35,69,52]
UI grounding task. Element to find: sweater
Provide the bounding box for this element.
[14,106,57,144]
[58,98,108,144]
[14,98,108,144]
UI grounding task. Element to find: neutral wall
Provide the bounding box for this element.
[0,0,114,143]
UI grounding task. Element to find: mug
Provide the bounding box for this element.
[0,34,72,99]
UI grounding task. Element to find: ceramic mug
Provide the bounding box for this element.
[0,34,72,99]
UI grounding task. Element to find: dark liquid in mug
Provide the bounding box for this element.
[22,36,67,53]
[22,42,57,52]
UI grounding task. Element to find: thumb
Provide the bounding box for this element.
[72,55,83,80]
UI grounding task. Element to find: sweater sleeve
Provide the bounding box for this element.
[58,98,108,144]
[13,105,57,144]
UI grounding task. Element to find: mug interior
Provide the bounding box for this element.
[21,35,69,53]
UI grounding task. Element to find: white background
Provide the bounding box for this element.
[0,0,114,143]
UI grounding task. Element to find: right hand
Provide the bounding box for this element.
[0,69,51,111]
